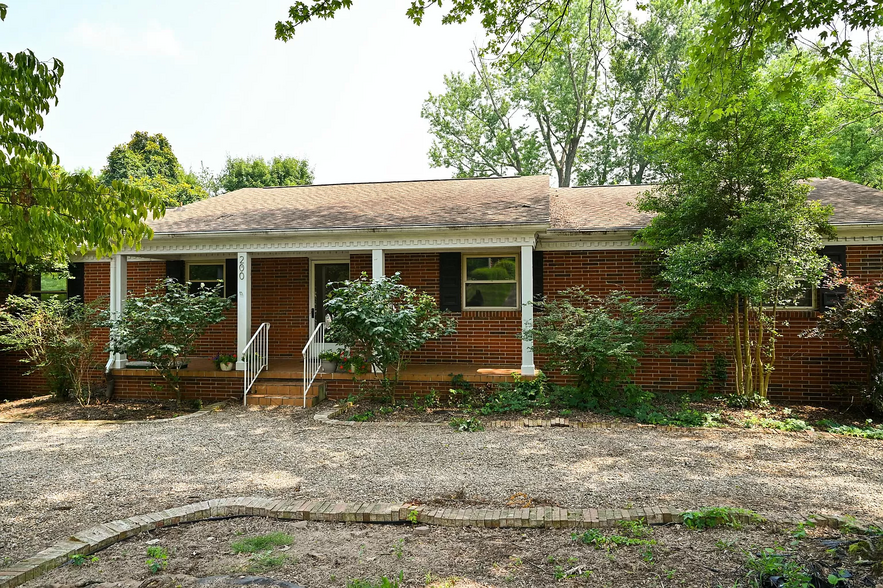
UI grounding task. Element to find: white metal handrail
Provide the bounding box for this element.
[243,323,271,405]
[302,322,324,404]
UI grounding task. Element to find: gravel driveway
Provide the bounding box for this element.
[1,406,882,563]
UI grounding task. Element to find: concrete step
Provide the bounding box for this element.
[246,382,326,408]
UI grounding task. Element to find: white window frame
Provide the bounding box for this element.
[462,253,520,311]
[185,260,226,292]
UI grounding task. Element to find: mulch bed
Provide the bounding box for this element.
[332,396,874,429]
[0,395,199,421]
[28,515,882,588]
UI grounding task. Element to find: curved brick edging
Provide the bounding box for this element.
[0,497,873,588]
[0,402,227,427]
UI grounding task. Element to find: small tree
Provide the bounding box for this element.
[524,289,678,404]
[0,295,105,405]
[806,270,883,414]
[107,279,231,403]
[324,273,457,395]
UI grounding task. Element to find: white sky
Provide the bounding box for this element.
[4,0,488,184]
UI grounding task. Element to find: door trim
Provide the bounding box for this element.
[309,258,350,341]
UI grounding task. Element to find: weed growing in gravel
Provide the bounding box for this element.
[572,519,657,552]
[682,507,763,530]
[145,545,168,574]
[231,532,293,553]
[449,416,484,432]
[350,410,375,422]
[347,571,404,587]
[69,554,99,566]
[393,538,405,559]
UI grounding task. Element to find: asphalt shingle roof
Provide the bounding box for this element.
[149,176,551,234]
[149,175,883,235]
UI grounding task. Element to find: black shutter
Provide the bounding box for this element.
[166,260,185,283]
[67,262,85,302]
[439,252,461,312]
[532,250,544,304]
[818,245,847,310]
[225,258,237,298]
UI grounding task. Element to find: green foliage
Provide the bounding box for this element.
[69,554,98,566]
[724,394,770,410]
[849,537,883,575]
[217,155,313,193]
[107,279,231,403]
[681,507,763,530]
[0,9,163,266]
[742,415,812,432]
[479,373,549,415]
[101,131,207,208]
[246,550,288,572]
[349,410,374,422]
[526,289,679,400]
[817,419,883,440]
[572,520,656,551]
[808,274,883,414]
[325,273,456,393]
[145,545,168,574]
[0,295,105,404]
[636,60,834,398]
[231,532,294,554]
[346,571,404,588]
[745,547,812,588]
[449,416,484,432]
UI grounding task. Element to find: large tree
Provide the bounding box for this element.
[636,63,834,398]
[0,4,163,267]
[422,0,619,187]
[217,155,314,193]
[101,131,207,208]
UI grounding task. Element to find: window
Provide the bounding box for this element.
[777,283,816,309]
[186,262,225,295]
[463,255,518,309]
[31,273,67,301]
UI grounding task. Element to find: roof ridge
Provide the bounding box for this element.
[254,175,546,190]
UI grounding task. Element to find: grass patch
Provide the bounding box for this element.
[231,532,293,554]
[246,551,288,572]
[347,572,404,588]
[681,507,763,530]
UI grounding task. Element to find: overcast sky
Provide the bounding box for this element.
[4,1,488,184]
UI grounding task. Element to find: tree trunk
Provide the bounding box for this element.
[733,296,743,395]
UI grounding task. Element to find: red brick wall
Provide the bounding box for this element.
[542,249,878,404]
[113,373,241,402]
[252,257,310,357]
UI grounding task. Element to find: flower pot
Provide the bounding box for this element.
[320,360,337,374]
[218,362,234,372]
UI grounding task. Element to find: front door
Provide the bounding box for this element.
[311,262,350,349]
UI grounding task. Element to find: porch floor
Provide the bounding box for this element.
[116,358,525,383]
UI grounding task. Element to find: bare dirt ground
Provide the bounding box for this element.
[24,516,883,588]
[1,404,882,573]
[0,395,197,421]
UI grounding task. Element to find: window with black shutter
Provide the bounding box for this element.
[67,262,85,302]
[818,245,847,311]
[439,252,461,312]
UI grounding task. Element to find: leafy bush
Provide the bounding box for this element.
[479,373,549,415]
[745,548,812,588]
[107,278,231,403]
[742,415,812,432]
[723,393,770,409]
[449,416,484,432]
[525,289,680,405]
[231,532,294,554]
[0,295,105,404]
[325,273,457,394]
[681,507,763,530]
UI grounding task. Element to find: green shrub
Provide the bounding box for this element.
[480,373,549,415]
[231,532,293,554]
[723,393,770,409]
[350,410,375,422]
[0,295,105,405]
[742,415,812,432]
[681,507,763,530]
[817,419,883,440]
[745,547,812,588]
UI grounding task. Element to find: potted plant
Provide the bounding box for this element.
[318,349,340,373]
[213,352,237,371]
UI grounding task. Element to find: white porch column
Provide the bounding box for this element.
[520,245,535,376]
[109,254,128,369]
[372,248,385,281]
[235,252,253,371]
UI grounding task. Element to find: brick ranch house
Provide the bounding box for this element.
[3,175,883,406]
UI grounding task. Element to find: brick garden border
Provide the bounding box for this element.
[0,497,875,588]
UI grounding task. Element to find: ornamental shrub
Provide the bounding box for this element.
[324,273,457,395]
[0,295,105,404]
[107,278,230,403]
